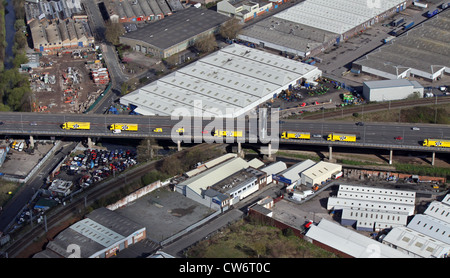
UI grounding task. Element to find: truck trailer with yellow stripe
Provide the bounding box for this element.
[281,131,310,140]
[110,123,138,131]
[62,122,91,130]
[423,139,450,148]
[213,130,243,137]
[327,133,356,142]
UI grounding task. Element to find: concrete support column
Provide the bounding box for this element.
[431,152,435,166]
[389,149,393,165]
[238,142,241,154]
[177,140,181,151]
[87,137,94,149]
[268,143,272,158]
[329,145,332,161]
[29,135,34,149]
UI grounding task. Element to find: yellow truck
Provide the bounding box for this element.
[110,123,138,131]
[281,131,310,140]
[327,133,356,142]
[214,130,243,137]
[423,139,450,148]
[62,122,90,130]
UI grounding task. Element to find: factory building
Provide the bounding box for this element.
[327,185,416,231]
[103,0,175,23]
[238,0,410,57]
[119,7,230,59]
[381,193,450,258]
[362,79,424,102]
[175,155,264,210]
[259,161,287,184]
[32,208,146,258]
[273,159,315,187]
[300,161,342,188]
[353,8,450,81]
[304,218,412,258]
[120,43,322,117]
[217,0,274,22]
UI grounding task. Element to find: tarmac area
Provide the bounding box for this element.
[0,140,54,178]
[113,186,216,244]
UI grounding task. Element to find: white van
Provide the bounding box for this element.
[18,142,24,151]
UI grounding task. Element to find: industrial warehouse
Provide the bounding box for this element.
[362,79,424,102]
[119,43,322,117]
[103,0,182,23]
[118,7,230,58]
[353,7,450,81]
[237,0,409,57]
[33,208,146,258]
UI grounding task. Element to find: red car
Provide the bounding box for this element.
[395,136,403,140]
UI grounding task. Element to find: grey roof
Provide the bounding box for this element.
[121,7,230,49]
[354,8,450,77]
[278,159,315,182]
[407,214,450,245]
[364,79,422,89]
[39,208,145,258]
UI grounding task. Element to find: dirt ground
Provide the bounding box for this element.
[30,51,108,114]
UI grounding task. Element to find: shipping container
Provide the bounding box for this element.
[403,21,414,30]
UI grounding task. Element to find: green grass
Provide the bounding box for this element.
[185,218,338,258]
[394,163,450,179]
[276,151,321,162]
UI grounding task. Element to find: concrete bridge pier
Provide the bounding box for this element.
[29,135,34,149]
[177,140,182,151]
[431,152,435,166]
[260,143,275,161]
[329,145,332,161]
[87,137,94,149]
[389,149,393,165]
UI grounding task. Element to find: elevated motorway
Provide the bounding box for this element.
[0,112,449,154]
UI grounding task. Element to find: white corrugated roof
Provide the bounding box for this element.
[120,44,321,118]
[260,161,287,176]
[424,201,450,224]
[383,226,450,258]
[407,214,450,245]
[305,219,411,258]
[274,0,406,35]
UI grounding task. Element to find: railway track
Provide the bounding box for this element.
[2,143,221,258]
[301,96,450,120]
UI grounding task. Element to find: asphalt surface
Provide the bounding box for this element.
[0,142,78,234]
[0,112,449,151]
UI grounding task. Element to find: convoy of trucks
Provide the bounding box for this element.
[327,133,357,142]
[423,139,450,148]
[281,131,311,140]
[62,122,91,130]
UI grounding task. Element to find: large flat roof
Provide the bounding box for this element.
[120,43,321,117]
[239,0,406,54]
[120,7,230,49]
[354,9,450,78]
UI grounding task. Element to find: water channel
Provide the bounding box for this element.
[3,0,16,70]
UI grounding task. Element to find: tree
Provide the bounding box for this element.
[219,18,243,40]
[194,33,218,54]
[105,21,125,45]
